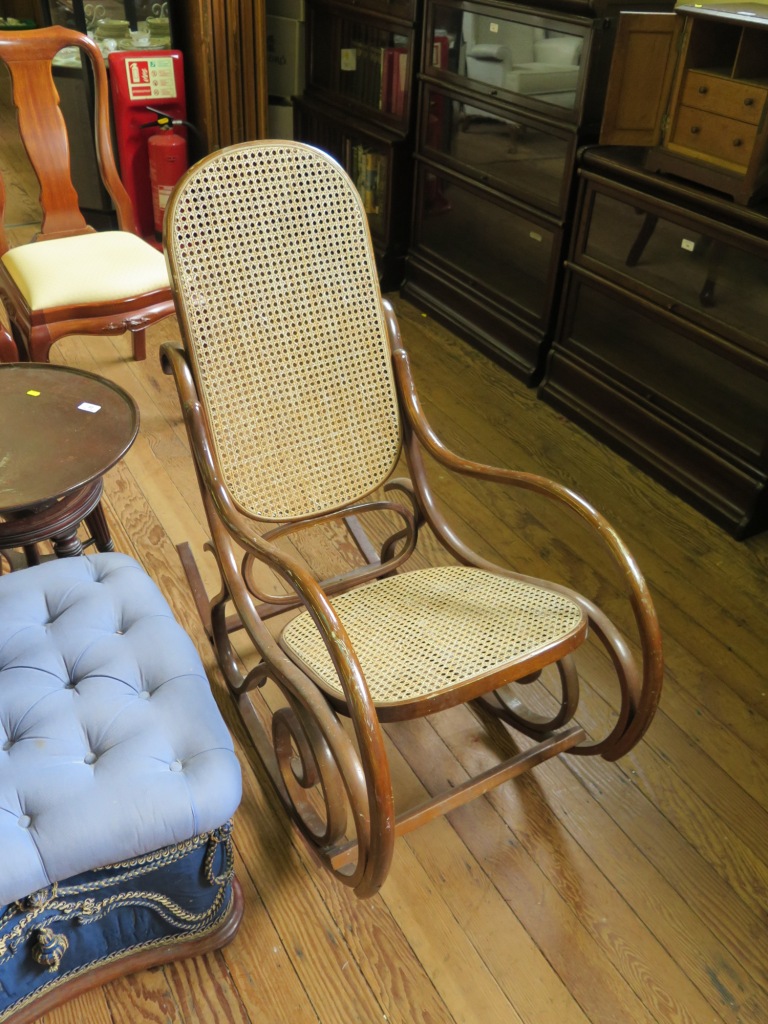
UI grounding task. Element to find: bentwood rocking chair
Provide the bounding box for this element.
[0,26,174,363]
[162,141,663,899]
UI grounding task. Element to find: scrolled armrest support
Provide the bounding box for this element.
[160,341,395,896]
[383,309,663,760]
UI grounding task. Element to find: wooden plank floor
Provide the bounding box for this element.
[3,73,768,1024]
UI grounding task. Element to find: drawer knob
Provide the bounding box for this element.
[744,97,755,107]
[733,138,743,147]
[698,85,708,95]
[690,125,701,135]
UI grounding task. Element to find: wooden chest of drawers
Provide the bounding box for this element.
[600,3,768,204]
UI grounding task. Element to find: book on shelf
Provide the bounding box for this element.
[342,41,409,116]
[351,144,387,217]
[389,47,408,117]
[432,32,449,70]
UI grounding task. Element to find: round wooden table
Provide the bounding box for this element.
[0,363,139,566]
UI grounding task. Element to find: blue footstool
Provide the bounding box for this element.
[0,554,243,1024]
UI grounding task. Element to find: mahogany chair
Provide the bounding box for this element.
[161,141,664,900]
[0,26,174,363]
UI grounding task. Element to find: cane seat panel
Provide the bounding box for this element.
[280,565,586,705]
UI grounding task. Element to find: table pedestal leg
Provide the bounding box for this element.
[0,479,105,567]
[23,544,40,566]
[85,502,115,552]
[51,530,85,558]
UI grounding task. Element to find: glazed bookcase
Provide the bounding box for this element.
[402,0,673,383]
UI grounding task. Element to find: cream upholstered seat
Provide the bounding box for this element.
[161,140,663,900]
[2,231,169,310]
[0,26,174,363]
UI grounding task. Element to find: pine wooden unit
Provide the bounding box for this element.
[294,0,422,288]
[601,3,768,204]
[539,146,768,539]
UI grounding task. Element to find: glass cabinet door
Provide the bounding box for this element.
[576,186,768,359]
[562,276,768,459]
[425,1,589,122]
[419,81,575,214]
[413,165,561,325]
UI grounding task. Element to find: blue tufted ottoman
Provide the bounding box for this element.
[0,554,243,1023]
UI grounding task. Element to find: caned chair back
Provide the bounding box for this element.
[165,142,402,522]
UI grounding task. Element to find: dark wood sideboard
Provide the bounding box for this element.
[538,145,768,539]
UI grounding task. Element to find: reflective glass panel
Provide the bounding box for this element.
[429,4,586,117]
[568,281,768,455]
[582,191,768,355]
[415,170,557,319]
[421,84,571,212]
[47,0,172,57]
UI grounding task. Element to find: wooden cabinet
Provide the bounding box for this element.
[539,146,768,539]
[402,0,673,384]
[294,0,422,288]
[177,0,268,155]
[601,4,768,204]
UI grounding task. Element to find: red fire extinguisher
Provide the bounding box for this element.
[142,108,190,237]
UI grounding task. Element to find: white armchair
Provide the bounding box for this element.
[463,14,581,100]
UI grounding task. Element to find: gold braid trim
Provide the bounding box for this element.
[0,885,237,1024]
[0,824,234,966]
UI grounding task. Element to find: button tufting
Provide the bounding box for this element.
[0,552,242,910]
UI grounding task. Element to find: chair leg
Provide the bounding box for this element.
[27,326,55,363]
[0,321,19,362]
[132,329,147,361]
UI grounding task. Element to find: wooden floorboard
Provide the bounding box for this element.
[3,76,768,1024]
[25,309,766,1024]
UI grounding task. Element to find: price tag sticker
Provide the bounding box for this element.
[340,48,357,71]
[78,402,102,414]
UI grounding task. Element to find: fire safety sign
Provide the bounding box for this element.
[124,57,178,100]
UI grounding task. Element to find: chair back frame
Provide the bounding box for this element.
[0,26,174,363]
[165,141,403,523]
[0,25,137,253]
